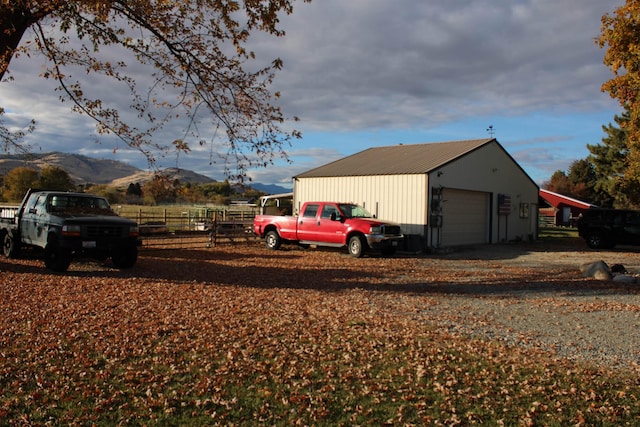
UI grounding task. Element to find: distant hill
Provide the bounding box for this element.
[109,167,215,187]
[0,152,214,186]
[250,183,292,195]
[0,152,292,192]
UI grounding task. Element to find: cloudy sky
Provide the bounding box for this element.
[0,0,624,189]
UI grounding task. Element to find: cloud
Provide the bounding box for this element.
[512,145,579,183]
[0,0,623,186]
[267,0,616,130]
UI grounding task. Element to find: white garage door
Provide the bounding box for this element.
[441,188,489,246]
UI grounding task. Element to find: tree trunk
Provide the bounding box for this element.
[0,6,38,81]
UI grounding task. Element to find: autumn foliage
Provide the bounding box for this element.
[1,243,638,425]
[0,1,309,179]
[600,1,640,199]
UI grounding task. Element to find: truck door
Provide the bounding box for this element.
[317,203,346,244]
[622,211,640,244]
[21,194,47,246]
[296,203,320,242]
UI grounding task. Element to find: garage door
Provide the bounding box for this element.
[441,188,489,246]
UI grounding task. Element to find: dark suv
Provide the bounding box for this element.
[576,208,640,249]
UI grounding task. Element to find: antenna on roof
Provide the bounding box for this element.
[486,125,495,138]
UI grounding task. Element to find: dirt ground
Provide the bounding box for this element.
[433,235,640,270]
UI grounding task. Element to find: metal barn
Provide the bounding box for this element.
[293,139,539,251]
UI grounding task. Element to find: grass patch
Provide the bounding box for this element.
[538,226,579,239]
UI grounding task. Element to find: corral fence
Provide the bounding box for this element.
[115,205,260,250]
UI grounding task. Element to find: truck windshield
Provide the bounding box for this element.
[338,203,373,219]
[48,195,114,215]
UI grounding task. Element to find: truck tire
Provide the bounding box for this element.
[348,235,366,258]
[112,246,138,269]
[265,230,282,250]
[586,231,610,249]
[44,242,72,272]
[2,231,20,258]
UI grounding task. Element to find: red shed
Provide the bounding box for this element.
[539,189,596,227]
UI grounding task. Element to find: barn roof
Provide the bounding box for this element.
[539,189,596,209]
[295,138,501,178]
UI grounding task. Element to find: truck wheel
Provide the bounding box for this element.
[265,230,282,250]
[44,243,72,272]
[3,231,20,258]
[348,235,366,258]
[112,246,138,269]
[586,231,607,249]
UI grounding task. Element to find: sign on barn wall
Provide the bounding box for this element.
[498,194,511,216]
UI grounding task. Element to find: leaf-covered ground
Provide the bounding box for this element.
[1,241,639,425]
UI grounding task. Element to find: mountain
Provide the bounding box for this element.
[0,152,214,186]
[250,183,292,195]
[0,152,140,185]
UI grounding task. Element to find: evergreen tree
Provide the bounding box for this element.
[543,160,597,204]
[587,109,633,207]
[566,159,597,203]
[126,183,142,197]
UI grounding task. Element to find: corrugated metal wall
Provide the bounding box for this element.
[294,174,427,235]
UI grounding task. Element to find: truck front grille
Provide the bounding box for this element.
[382,225,401,236]
[86,225,124,238]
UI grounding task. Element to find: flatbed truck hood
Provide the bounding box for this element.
[56,214,137,225]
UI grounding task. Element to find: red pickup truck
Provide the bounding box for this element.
[253,201,404,257]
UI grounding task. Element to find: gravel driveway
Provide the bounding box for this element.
[408,238,640,372]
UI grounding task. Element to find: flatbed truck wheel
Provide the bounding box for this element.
[2,231,20,258]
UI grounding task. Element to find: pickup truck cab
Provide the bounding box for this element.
[0,189,140,272]
[253,201,403,257]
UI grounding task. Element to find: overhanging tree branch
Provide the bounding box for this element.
[0,0,308,178]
